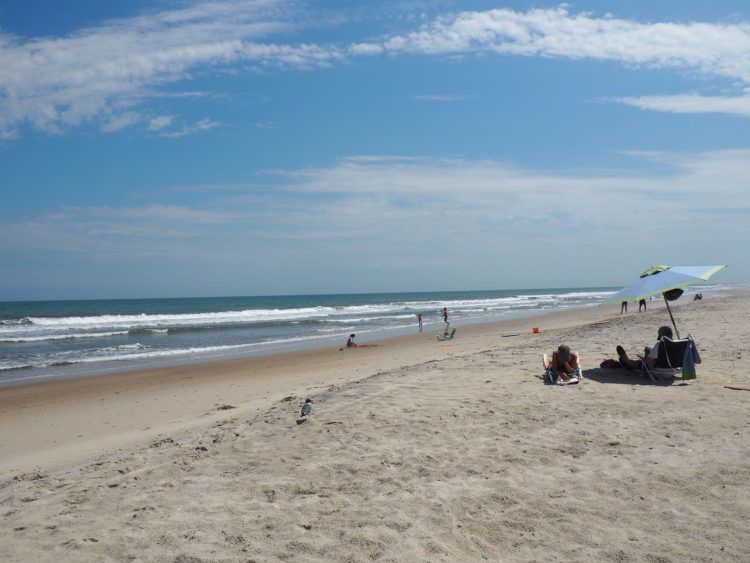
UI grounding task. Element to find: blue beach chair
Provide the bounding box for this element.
[639,335,699,382]
[437,328,457,341]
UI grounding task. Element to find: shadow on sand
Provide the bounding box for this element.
[582,368,679,386]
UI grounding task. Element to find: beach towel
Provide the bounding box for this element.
[682,337,701,380]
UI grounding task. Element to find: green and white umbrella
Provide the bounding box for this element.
[604,265,727,337]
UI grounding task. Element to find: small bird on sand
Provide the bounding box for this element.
[300,399,313,417]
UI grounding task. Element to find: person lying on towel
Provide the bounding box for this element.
[551,345,581,384]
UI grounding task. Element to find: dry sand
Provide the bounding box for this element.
[1,290,749,561]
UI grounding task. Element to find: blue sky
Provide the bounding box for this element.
[1,0,748,299]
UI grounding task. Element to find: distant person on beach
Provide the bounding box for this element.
[442,307,448,325]
[346,334,357,348]
[639,299,647,312]
[417,313,423,333]
[620,301,628,314]
[616,326,675,376]
[549,344,581,384]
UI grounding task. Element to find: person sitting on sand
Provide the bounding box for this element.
[346,333,358,348]
[550,345,581,384]
[616,325,676,378]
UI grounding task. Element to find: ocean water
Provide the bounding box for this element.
[1,285,728,387]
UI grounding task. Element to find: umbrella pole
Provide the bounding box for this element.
[663,293,681,339]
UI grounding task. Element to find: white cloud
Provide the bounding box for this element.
[348,42,384,56]
[2,151,747,284]
[413,94,472,102]
[99,111,142,132]
[241,42,345,69]
[159,118,221,138]
[376,7,750,117]
[3,4,750,138]
[150,91,215,99]
[0,204,235,257]
[222,151,745,259]
[258,152,748,239]
[95,204,234,223]
[0,0,342,138]
[614,93,750,117]
[378,7,750,83]
[148,115,175,131]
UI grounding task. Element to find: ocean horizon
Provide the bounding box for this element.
[0,284,733,387]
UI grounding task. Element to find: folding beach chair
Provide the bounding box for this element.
[639,335,698,382]
[437,327,457,341]
[542,353,556,384]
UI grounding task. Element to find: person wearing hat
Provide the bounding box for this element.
[550,344,581,384]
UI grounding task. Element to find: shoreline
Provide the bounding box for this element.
[0,306,569,389]
[3,285,737,388]
[2,290,749,560]
[0,291,614,388]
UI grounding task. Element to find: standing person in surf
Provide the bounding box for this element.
[442,307,449,326]
[417,313,423,333]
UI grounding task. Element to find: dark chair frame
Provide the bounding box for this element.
[640,335,693,382]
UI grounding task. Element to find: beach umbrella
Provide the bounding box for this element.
[640,265,670,278]
[604,265,727,338]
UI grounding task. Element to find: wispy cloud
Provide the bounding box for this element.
[3,4,750,138]
[148,115,175,131]
[99,111,142,132]
[92,204,235,223]
[413,94,472,102]
[0,0,342,138]
[374,7,750,82]
[1,151,746,282]
[614,93,750,117]
[248,151,748,251]
[159,118,221,138]
[368,7,750,117]
[348,42,384,56]
[0,204,236,257]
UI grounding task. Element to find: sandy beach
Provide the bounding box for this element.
[1,290,749,561]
